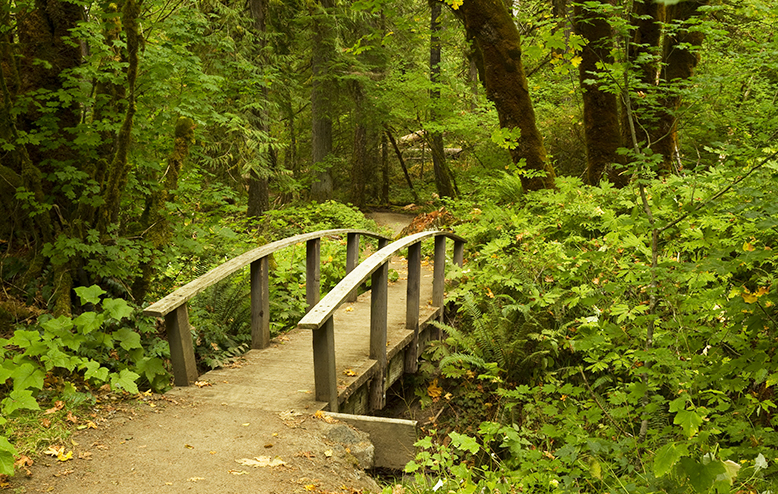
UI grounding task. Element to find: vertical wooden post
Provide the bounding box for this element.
[165,304,198,386]
[346,233,360,302]
[378,237,390,250]
[251,256,270,349]
[369,262,389,410]
[453,239,465,268]
[432,235,446,307]
[306,238,321,312]
[404,242,421,373]
[312,316,338,412]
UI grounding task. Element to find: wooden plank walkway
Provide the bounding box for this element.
[167,255,440,413]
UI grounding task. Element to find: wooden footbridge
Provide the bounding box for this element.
[143,229,464,416]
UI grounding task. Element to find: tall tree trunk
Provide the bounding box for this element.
[651,0,707,173]
[573,0,626,187]
[428,0,456,198]
[350,82,368,209]
[454,0,556,191]
[380,131,389,204]
[310,0,335,202]
[247,0,272,218]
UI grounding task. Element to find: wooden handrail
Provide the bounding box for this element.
[144,229,390,386]
[297,230,465,412]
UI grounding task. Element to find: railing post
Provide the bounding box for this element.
[369,261,389,410]
[306,238,321,312]
[432,235,446,307]
[453,239,465,268]
[312,316,338,412]
[346,233,360,302]
[251,256,270,349]
[165,304,198,386]
[404,242,421,373]
[378,237,390,250]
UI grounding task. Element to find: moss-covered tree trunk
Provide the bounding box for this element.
[454,0,556,191]
[573,0,626,187]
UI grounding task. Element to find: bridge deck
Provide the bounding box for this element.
[167,255,439,413]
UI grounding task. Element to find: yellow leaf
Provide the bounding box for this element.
[57,451,73,462]
[570,55,582,67]
[756,286,770,297]
[427,379,443,399]
[742,289,758,304]
[344,369,357,377]
[744,242,755,252]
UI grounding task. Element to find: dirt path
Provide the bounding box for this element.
[9,212,418,494]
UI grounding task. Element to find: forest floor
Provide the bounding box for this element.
[7,211,417,494]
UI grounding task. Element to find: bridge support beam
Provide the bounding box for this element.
[251,256,271,349]
[432,235,447,338]
[370,262,388,410]
[165,304,198,386]
[313,316,338,412]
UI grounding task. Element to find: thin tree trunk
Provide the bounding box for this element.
[247,0,272,218]
[350,82,368,209]
[386,129,419,203]
[651,0,707,173]
[381,131,389,204]
[428,0,456,198]
[573,0,626,187]
[310,0,335,202]
[454,0,556,191]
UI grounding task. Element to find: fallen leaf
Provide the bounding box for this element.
[44,401,65,415]
[344,306,354,312]
[188,477,205,482]
[86,421,97,429]
[14,455,33,476]
[57,451,73,462]
[427,379,443,399]
[228,470,248,475]
[184,444,194,449]
[242,423,250,427]
[264,443,273,448]
[53,469,74,477]
[78,452,93,460]
[236,456,287,468]
[305,485,317,491]
[295,451,315,458]
[324,449,333,458]
[65,411,78,424]
[45,446,65,457]
[41,418,51,428]
[343,369,357,377]
[194,381,212,388]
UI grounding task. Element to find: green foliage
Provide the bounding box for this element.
[0,286,170,475]
[408,164,778,492]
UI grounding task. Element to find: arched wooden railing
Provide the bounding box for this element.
[143,229,390,386]
[297,231,465,412]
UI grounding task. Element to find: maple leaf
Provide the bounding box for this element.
[65,411,78,424]
[14,455,33,476]
[45,446,65,457]
[44,401,65,415]
[343,369,357,377]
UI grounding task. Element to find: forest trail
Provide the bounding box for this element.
[10,211,419,494]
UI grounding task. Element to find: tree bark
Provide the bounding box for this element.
[428,0,457,198]
[651,0,707,173]
[310,0,335,202]
[454,0,556,191]
[247,0,272,218]
[573,0,626,187]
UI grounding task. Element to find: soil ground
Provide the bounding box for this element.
[7,212,418,494]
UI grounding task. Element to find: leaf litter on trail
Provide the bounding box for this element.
[236,456,287,468]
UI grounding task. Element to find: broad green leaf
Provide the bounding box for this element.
[2,388,41,415]
[674,409,704,438]
[113,327,142,350]
[450,432,480,454]
[654,442,688,477]
[679,457,725,493]
[754,453,768,472]
[110,369,139,394]
[12,362,45,390]
[103,298,134,320]
[73,311,104,334]
[0,437,16,476]
[10,329,42,348]
[74,285,106,306]
[82,361,109,382]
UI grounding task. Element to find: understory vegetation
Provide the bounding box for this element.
[395,166,778,493]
